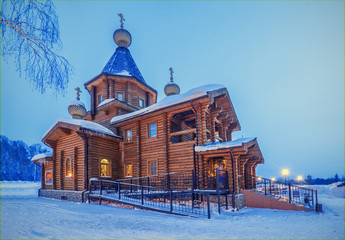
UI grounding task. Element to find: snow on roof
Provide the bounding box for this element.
[194,137,256,152]
[102,47,146,83]
[69,100,85,108]
[31,152,53,162]
[111,84,225,124]
[44,118,121,139]
[98,98,115,108]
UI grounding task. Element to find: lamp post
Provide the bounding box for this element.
[282,169,289,185]
[297,175,303,185]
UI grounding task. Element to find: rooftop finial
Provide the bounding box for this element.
[75,87,82,100]
[169,67,174,82]
[118,13,125,28]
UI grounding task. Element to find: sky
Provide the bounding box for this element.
[1,1,344,179]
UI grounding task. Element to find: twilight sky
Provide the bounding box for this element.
[1,1,344,179]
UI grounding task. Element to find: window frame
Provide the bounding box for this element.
[100,159,111,177]
[66,157,72,177]
[97,93,103,105]
[125,129,133,143]
[116,92,124,101]
[45,170,53,185]
[148,122,157,138]
[138,97,145,108]
[125,163,133,177]
[148,160,158,176]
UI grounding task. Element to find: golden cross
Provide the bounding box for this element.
[169,67,174,82]
[118,13,125,28]
[75,87,82,100]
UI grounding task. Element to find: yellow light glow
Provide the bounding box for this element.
[68,173,72,177]
[297,175,303,181]
[271,177,276,181]
[281,169,289,177]
[257,177,262,181]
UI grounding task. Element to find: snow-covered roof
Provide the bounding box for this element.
[98,98,115,108]
[111,84,226,125]
[102,47,146,83]
[31,152,53,162]
[69,100,86,108]
[195,137,256,152]
[44,118,121,139]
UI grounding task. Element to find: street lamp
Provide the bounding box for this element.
[297,175,303,185]
[282,169,289,184]
[271,177,276,182]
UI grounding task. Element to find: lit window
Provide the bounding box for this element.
[125,164,133,177]
[97,93,103,104]
[100,159,110,177]
[148,161,157,176]
[126,129,132,143]
[139,98,145,108]
[116,92,123,101]
[66,158,72,177]
[45,170,53,185]
[149,123,157,138]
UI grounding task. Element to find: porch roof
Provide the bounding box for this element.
[195,137,256,152]
[31,152,52,163]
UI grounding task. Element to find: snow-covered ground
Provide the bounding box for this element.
[1,181,344,239]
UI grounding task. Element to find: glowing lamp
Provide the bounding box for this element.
[257,177,262,181]
[271,177,276,182]
[281,169,289,177]
[297,175,303,184]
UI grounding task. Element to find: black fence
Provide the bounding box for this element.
[116,170,229,192]
[255,177,320,210]
[89,179,215,218]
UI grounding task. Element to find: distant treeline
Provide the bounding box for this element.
[1,135,47,181]
[304,174,345,185]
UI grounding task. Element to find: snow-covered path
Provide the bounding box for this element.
[1,181,344,239]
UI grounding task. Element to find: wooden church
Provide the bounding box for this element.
[32,16,264,204]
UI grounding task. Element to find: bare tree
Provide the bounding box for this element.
[1,0,72,94]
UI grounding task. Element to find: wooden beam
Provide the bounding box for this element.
[169,128,196,136]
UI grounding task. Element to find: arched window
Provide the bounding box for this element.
[66,158,72,177]
[100,159,111,177]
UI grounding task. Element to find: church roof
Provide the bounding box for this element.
[110,84,228,125]
[102,47,146,83]
[194,137,257,152]
[43,118,122,142]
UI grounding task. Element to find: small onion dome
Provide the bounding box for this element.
[113,28,132,48]
[68,100,87,119]
[164,82,180,96]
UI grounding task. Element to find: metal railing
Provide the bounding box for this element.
[255,177,319,210]
[116,169,229,192]
[88,178,214,218]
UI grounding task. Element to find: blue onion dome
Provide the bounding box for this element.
[164,67,180,96]
[68,88,87,119]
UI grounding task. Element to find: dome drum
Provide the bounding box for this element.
[68,100,87,119]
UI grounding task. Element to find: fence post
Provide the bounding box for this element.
[141,185,144,205]
[315,189,318,205]
[269,179,271,195]
[207,194,211,219]
[192,186,195,210]
[225,170,229,190]
[192,170,195,190]
[170,189,173,213]
[288,183,292,203]
[88,179,91,203]
[147,176,150,192]
[99,180,102,205]
[118,182,121,199]
[130,178,133,193]
[225,193,228,210]
[311,189,314,207]
[216,169,221,214]
[167,173,170,190]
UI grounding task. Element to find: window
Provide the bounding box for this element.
[148,123,157,138]
[116,92,123,101]
[100,159,111,177]
[138,97,145,108]
[45,170,53,185]
[125,164,133,177]
[148,161,157,176]
[97,93,103,104]
[66,158,72,177]
[125,129,132,143]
